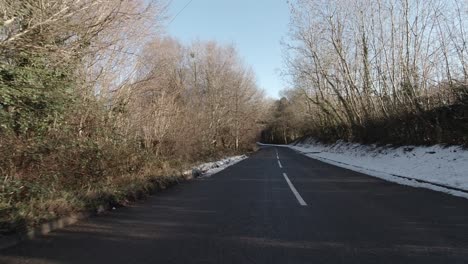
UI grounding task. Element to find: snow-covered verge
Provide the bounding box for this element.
[288,139,468,199]
[184,155,248,179]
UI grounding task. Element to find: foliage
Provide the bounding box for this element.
[0,53,74,135]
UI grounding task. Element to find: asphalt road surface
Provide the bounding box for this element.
[2,146,468,264]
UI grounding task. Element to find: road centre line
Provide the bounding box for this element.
[282,173,307,206]
[278,160,283,168]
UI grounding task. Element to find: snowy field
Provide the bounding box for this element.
[272,140,468,199]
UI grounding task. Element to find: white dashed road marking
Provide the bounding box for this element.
[283,173,307,206]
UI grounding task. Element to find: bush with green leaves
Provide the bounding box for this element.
[0,53,74,135]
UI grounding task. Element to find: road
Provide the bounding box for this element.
[2,146,468,264]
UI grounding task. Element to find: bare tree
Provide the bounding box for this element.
[278,0,468,144]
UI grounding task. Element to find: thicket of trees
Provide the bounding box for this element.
[0,0,266,231]
[263,0,468,145]
[123,39,265,159]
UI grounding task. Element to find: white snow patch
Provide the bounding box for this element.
[263,140,468,199]
[184,155,247,179]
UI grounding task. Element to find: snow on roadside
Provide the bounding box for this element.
[184,155,248,179]
[286,139,468,199]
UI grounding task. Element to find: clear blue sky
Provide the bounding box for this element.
[165,0,290,98]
